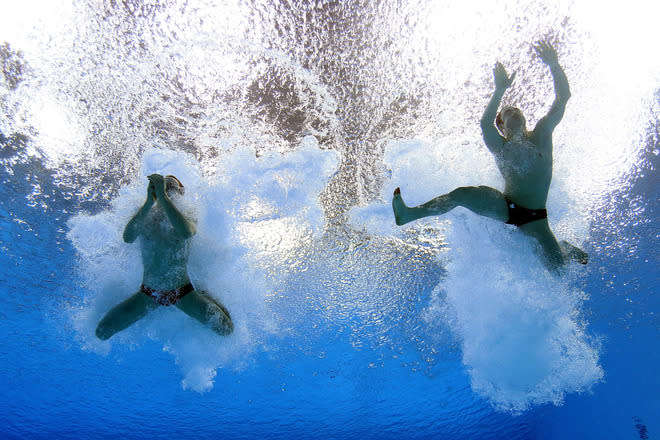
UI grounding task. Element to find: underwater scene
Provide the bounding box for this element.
[0,0,658,439]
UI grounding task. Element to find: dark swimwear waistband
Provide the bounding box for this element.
[141,282,194,306]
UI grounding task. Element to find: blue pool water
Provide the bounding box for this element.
[1,1,658,438]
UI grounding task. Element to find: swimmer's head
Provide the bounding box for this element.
[496,106,527,138]
[165,175,185,196]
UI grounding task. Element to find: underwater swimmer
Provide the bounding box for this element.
[96,173,233,340]
[392,41,587,271]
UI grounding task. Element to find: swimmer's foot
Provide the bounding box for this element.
[560,240,589,265]
[392,187,413,226]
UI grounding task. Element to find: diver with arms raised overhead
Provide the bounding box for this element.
[392,41,587,271]
[96,173,233,340]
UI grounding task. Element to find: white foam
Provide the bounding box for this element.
[434,216,603,412]
[67,141,338,392]
[351,139,603,412]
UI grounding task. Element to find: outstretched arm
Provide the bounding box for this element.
[123,183,156,243]
[149,174,196,239]
[481,62,514,152]
[533,41,571,135]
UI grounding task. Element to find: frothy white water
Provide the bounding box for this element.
[67,141,338,392]
[351,139,603,411]
[6,0,654,409]
[432,219,602,412]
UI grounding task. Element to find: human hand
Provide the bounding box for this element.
[148,174,166,199]
[533,41,559,66]
[147,180,157,202]
[493,62,515,90]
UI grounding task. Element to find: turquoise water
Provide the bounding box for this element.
[1,1,658,438]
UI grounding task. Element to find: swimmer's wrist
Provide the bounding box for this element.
[154,186,166,199]
[158,191,172,204]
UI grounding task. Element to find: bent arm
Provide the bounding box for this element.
[481,62,511,152]
[481,87,506,152]
[160,194,196,239]
[123,200,153,243]
[534,43,571,135]
[546,63,571,124]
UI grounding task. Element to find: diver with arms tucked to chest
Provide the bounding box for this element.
[96,173,233,340]
[392,41,587,271]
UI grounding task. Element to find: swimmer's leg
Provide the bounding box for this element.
[392,186,509,226]
[519,220,565,272]
[96,292,158,340]
[560,240,589,265]
[176,291,234,336]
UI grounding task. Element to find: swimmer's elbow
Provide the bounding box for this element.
[181,224,196,239]
[188,221,197,237]
[123,221,141,243]
[557,84,571,102]
[123,231,137,243]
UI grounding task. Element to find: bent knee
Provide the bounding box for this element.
[207,306,234,336]
[449,186,492,201]
[448,186,473,197]
[95,324,112,341]
[221,320,234,335]
[211,318,234,336]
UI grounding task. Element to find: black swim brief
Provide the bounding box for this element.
[141,283,194,306]
[505,197,547,227]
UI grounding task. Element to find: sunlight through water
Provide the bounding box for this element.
[1,0,659,437]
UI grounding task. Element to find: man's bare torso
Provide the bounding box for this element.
[140,208,191,290]
[494,135,553,209]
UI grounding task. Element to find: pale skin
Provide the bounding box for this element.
[392,41,587,271]
[96,174,233,340]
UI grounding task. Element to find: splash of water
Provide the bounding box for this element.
[3,0,657,410]
[351,138,603,411]
[68,143,338,391]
